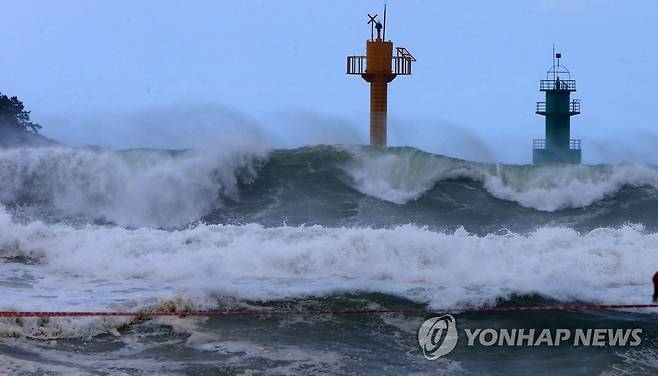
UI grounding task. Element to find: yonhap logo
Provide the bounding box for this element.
[417,314,643,360]
[417,314,459,360]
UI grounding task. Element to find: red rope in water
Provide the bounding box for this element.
[1,304,658,318]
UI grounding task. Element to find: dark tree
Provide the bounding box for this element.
[0,93,41,133]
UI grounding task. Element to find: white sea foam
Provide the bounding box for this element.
[0,207,656,338]
[2,145,656,231]
[344,146,658,210]
[0,144,267,228]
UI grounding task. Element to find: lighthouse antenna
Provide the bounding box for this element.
[368,14,378,41]
[383,4,387,41]
[552,43,557,81]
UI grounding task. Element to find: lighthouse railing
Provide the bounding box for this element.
[348,55,413,75]
[570,100,581,114]
[533,139,582,150]
[347,56,367,74]
[539,79,576,91]
[535,100,581,114]
[393,56,413,75]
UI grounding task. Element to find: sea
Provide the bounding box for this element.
[1,144,657,375]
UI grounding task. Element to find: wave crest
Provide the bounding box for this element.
[1,207,655,337]
[343,146,658,210]
[0,146,265,227]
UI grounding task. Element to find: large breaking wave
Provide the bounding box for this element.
[0,206,655,338]
[344,146,658,210]
[0,146,265,227]
[1,145,658,230]
[2,145,658,339]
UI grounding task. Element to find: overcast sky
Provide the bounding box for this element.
[1,0,657,163]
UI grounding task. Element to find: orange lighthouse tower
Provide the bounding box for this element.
[347,7,415,146]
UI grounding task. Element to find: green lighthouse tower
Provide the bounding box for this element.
[532,51,581,164]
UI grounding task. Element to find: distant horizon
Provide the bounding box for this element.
[2,0,657,164]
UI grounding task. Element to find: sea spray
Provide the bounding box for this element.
[343,145,658,210]
[1,206,656,338]
[0,145,268,228]
[4,145,658,230]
